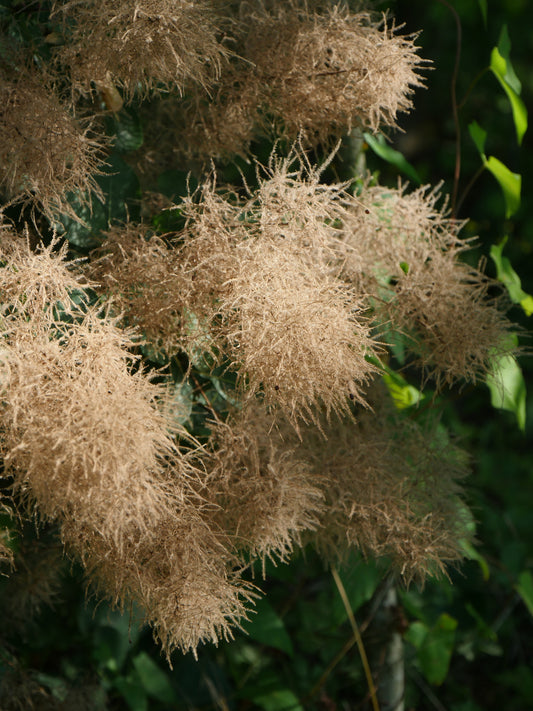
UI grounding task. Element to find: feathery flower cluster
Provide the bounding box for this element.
[340,184,512,383]
[174,1,424,160]
[0,232,250,655]
[53,0,229,99]
[202,409,324,562]
[0,64,105,222]
[175,160,380,421]
[0,0,519,662]
[86,223,186,354]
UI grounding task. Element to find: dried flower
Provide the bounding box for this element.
[0,65,105,223]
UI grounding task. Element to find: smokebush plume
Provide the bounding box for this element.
[0,64,105,223]
[53,0,229,99]
[341,184,514,384]
[174,0,424,159]
[178,158,380,421]
[0,233,252,654]
[87,223,186,355]
[203,406,324,563]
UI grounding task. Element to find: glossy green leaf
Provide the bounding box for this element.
[157,169,198,201]
[468,120,487,155]
[132,652,177,704]
[490,48,527,145]
[330,559,381,626]
[516,571,533,617]
[484,156,521,217]
[57,154,140,248]
[489,27,527,145]
[486,337,526,431]
[490,238,533,316]
[166,380,194,425]
[363,132,422,184]
[419,613,457,685]
[241,598,294,656]
[495,26,522,93]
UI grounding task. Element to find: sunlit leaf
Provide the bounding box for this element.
[486,336,526,431]
[490,238,533,316]
[490,27,527,144]
[485,156,521,217]
[382,371,422,409]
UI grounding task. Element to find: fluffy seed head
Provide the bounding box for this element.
[87,223,186,355]
[244,2,424,141]
[54,0,229,98]
[203,405,324,562]
[297,392,470,581]
[179,161,380,421]
[341,184,514,384]
[0,64,105,222]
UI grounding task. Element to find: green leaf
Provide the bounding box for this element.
[490,238,533,316]
[108,107,144,153]
[166,380,194,425]
[496,26,522,94]
[477,0,487,27]
[516,571,533,617]
[132,652,177,704]
[241,598,294,657]
[418,613,458,685]
[382,370,423,409]
[363,132,422,184]
[405,620,428,649]
[114,675,148,711]
[329,559,381,626]
[490,27,527,144]
[460,539,490,581]
[486,337,526,431]
[250,689,304,711]
[484,156,521,217]
[157,169,198,201]
[57,154,140,248]
[468,121,487,156]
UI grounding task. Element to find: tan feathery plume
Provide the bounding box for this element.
[171,0,425,159]
[0,232,254,654]
[86,223,186,355]
[178,160,380,421]
[341,183,514,385]
[243,1,425,141]
[0,64,105,223]
[53,0,230,99]
[202,405,324,562]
